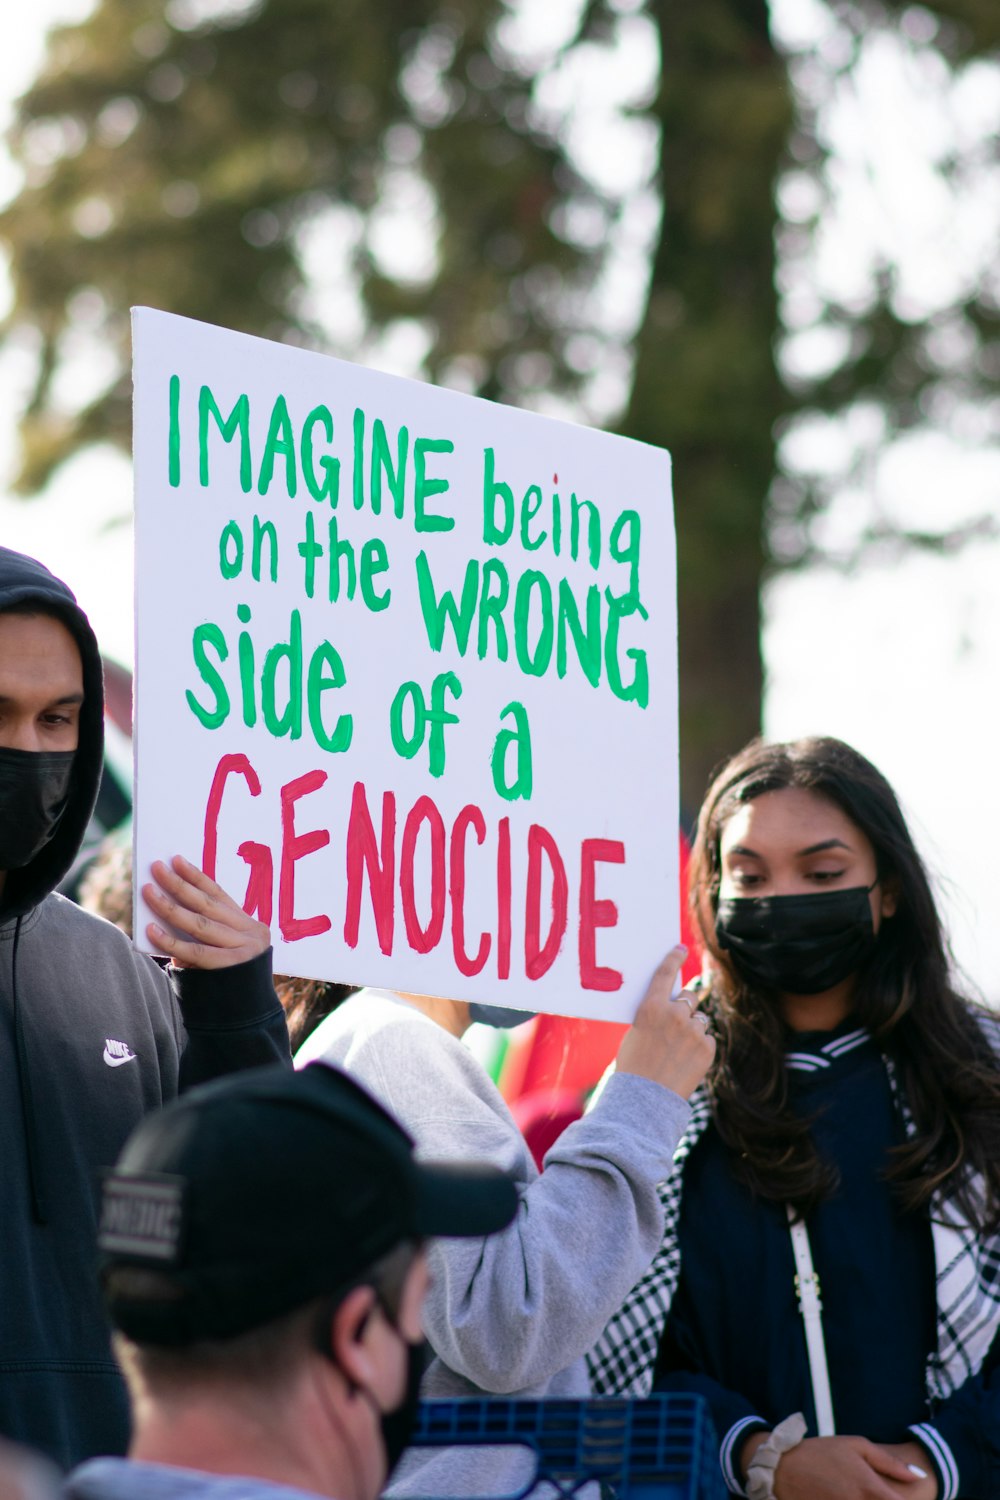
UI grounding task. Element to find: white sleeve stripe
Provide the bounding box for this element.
[720,1415,767,1496]
[908,1423,959,1500]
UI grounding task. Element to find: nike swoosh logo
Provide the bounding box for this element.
[103,1048,137,1068]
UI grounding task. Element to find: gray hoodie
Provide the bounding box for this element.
[296,989,691,1498]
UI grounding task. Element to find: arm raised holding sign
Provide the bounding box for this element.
[140,852,289,1090]
[616,948,716,1098]
[295,943,713,1500]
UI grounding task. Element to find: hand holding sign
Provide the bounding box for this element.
[144,854,270,969]
[616,946,715,1099]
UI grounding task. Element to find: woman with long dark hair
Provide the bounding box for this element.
[589,736,1000,1500]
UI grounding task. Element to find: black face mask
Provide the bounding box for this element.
[377,1334,427,1481]
[0,747,74,871]
[467,1003,537,1029]
[320,1295,427,1485]
[715,883,879,996]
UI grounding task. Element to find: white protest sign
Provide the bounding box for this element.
[132,308,678,1022]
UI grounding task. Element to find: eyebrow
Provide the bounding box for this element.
[726,838,852,858]
[0,693,85,707]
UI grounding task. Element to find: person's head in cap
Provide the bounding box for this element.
[85,1062,516,1500]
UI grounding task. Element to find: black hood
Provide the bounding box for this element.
[0,548,105,918]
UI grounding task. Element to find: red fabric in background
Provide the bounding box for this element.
[502,832,700,1166]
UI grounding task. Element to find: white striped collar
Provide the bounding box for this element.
[786,1027,871,1073]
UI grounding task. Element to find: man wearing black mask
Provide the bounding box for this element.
[0,547,291,1467]
[65,1063,516,1500]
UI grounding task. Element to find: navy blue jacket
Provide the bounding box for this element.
[655,1023,999,1498]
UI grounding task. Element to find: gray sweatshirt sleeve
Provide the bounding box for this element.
[337,1013,690,1393]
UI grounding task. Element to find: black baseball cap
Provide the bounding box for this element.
[98,1062,518,1346]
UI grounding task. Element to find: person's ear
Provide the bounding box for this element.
[396,1251,430,1345]
[328,1286,379,1393]
[880,876,900,920]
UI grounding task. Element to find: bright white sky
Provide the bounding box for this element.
[1,0,999,1000]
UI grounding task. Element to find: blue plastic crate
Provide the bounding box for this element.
[410,1394,726,1499]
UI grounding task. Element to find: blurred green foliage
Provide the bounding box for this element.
[2,0,598,481]
[1,0,997,802]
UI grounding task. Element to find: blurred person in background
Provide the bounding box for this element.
[591,736,1000,1500]
[65,1063,516,1500]
[77,827,132,934]
[278,974,355,1051]
[0,547,289,1468]
[296,944,716,1498]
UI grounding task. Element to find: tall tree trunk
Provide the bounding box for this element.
[623,0,791,817]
